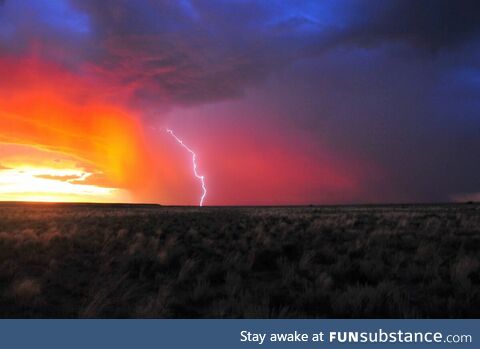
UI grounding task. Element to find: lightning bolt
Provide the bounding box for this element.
[166,128,207,206]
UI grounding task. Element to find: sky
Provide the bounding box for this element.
[0,0,479,205]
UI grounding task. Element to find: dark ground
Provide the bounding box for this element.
[0,202,479,318]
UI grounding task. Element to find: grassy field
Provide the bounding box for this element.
[0,202,479,318]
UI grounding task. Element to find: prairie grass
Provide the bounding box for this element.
[0,202,479,318]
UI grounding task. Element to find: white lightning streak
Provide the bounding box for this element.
[166,129,207,206]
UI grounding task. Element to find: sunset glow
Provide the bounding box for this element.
[0,0,478,204]
[0,55,150,203]
[0,166,122,203]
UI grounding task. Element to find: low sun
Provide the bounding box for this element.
[0,166,119,203]
[0,143,129,203]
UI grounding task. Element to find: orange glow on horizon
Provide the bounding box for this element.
[0,165,128,203]
[0,54,371,205]
[0,55,152,203]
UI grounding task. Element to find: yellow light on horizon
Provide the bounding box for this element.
[0,166,129,203]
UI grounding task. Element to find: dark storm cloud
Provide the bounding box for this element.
[67,0,307,107]
[57,0,480,202]
[4,0,480,107]
[67,0,480,108]
[332,0,480,51]
[262,49,480,202]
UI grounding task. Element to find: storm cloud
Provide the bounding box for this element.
[2,1,480,107]
[66,0,480,108]
[0,0,479,204]
[334,0,480,51]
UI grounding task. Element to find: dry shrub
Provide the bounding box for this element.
[12,278,41,300]
[451,256,479,289]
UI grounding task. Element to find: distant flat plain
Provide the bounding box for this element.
[0,202,479,318]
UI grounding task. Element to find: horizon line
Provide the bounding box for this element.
[0,201,476,207]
